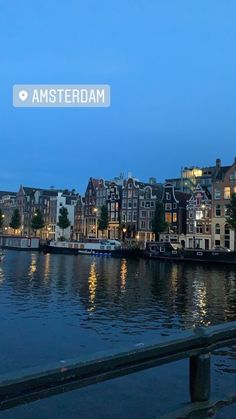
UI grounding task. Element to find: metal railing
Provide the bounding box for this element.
[1,321,236,411]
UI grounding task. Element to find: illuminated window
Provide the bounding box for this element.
[196,210,203,220]
[224,187,231,199]
[165,213,172,223]
[173,213,177,222]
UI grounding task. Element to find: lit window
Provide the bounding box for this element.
[173,213,177,222]
[165,213,172,223]
[196,210,203,220]
[224,187,231,199]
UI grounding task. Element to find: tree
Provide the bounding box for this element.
[10,208,21,233]
[226,193,236,250]
[0,209,4,230]
[98,205,108,236]
[57,207,70,237]
[151,201,168,241]
[31,209,45,236]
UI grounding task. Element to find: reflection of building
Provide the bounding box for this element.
[211,158,236,250]
[186,184,212,249]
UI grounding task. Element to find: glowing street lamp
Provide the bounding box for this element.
[93,208,98,238]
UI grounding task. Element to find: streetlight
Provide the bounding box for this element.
[122,227,127,242]
[93,208,98,238]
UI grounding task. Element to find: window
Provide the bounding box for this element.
[189,211,193,218]
[173,203,177,209]
[128,183,132,189]
[123,191,127,198]
[128,200,132,208]
[196,210,203,220]
[133,211,137,221]
[127,211,132,222]
[196,224,203,234]
[140,221,146,229]
[165,203,172,210]
[205,209,210,218]
[224,224,230,248]
[141,211,146,218]
[189,224,193,233]
[128,190,132,198]
[214,189,221,200]
[166,192,171,200]
[234,186,236,194]
[205,225,210,233]
[215,204,221,217]
[165,213,172,223]
[145,201,151,208]
[133,200,137,208]
[224,187,231,199]
[122,201,126,209]
[151,202,154,207]
[173,213,177,222]
[215,224,220,235]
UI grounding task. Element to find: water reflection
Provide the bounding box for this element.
[88,260,98,310]
[1,251,236,373]
[120,259,127,292]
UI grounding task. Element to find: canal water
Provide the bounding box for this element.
[1,250,236,417]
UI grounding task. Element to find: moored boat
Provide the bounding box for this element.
[44,239,121,256]
[145,241,236,264]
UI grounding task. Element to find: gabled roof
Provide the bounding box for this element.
[0,191,16,198]
[213,166,231,181]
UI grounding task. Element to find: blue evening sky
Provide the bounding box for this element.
[1,1,236,193]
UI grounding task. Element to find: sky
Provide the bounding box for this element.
[1,0,236,193]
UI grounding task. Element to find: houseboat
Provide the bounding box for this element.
[145,242,236,265]
[44,239,122,256]
[43,239,142,258]
[0,235,40,251]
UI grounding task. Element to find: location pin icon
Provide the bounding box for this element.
[19,90,28,102]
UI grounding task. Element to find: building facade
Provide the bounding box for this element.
[211,159,236,250]
[186,184,212,249]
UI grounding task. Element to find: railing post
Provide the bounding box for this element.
[189,353,211,402]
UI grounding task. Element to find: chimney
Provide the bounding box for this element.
[216,158,221,168]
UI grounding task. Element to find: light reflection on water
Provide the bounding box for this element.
[0,250,236,374]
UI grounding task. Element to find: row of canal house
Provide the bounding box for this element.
[0,186,82,240]
[163,158,236,250]
[81,175,189,244]
[1,158,236,249]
